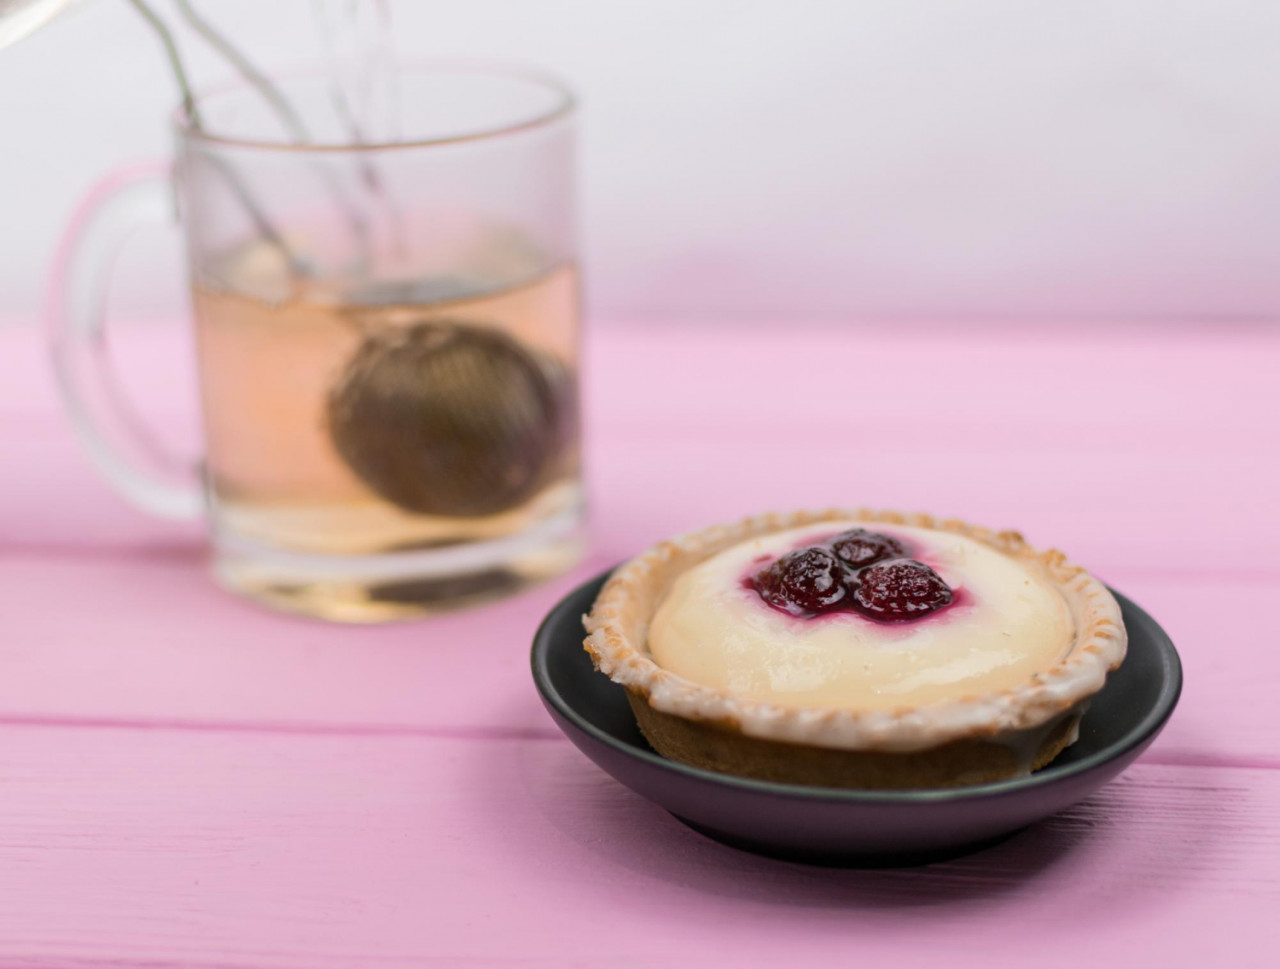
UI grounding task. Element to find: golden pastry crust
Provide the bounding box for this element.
[583,509,1127,760]
[628,694,1084,789]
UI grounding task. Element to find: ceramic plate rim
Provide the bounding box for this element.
[531,570,1183,805]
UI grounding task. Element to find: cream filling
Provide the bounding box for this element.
[648,521,1074,713]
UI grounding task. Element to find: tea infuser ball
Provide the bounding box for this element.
[327,320,568,518]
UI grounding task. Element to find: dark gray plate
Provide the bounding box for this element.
[531,570,1182,867]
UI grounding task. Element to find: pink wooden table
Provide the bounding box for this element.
[2,321,1278,967]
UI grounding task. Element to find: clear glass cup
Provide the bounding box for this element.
[49,64,586,621]
[0,0,71,49]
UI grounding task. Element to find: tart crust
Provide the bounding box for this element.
[583,509,1127,788]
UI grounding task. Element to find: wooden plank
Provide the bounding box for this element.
[9,321,1278,429]
[0,551,590,739]
[584,435,1280,576]
[0,555,1272,767]
[7,420,1279,574]
[4,323,1278,569]
[0,725,1274,968]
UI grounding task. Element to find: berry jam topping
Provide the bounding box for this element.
[851,558,953,621]
[829,528,908,569]
[752,546,850,615]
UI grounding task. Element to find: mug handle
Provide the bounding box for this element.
[47,163,204,520]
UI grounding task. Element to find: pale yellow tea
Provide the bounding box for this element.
[192,250,583,621]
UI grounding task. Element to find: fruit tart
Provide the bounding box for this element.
[583,509,1127,789]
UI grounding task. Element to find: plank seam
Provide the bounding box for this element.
[0,713,563,742]
[0,713,1275,774]
[4,544,1280,584]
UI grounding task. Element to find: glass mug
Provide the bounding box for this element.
[49,65,585,622]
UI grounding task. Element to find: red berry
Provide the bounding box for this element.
[829,528,907,569]
[851,558,953,621]
[753,546,850,615]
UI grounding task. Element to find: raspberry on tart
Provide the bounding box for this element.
[829,527,907,569]
[850,558,953,621]
[751,546,850,615]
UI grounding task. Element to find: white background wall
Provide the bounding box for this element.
[4,0,1280,324]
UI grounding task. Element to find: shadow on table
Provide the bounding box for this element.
[497,741,1126,910]
[2,537,206,565]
